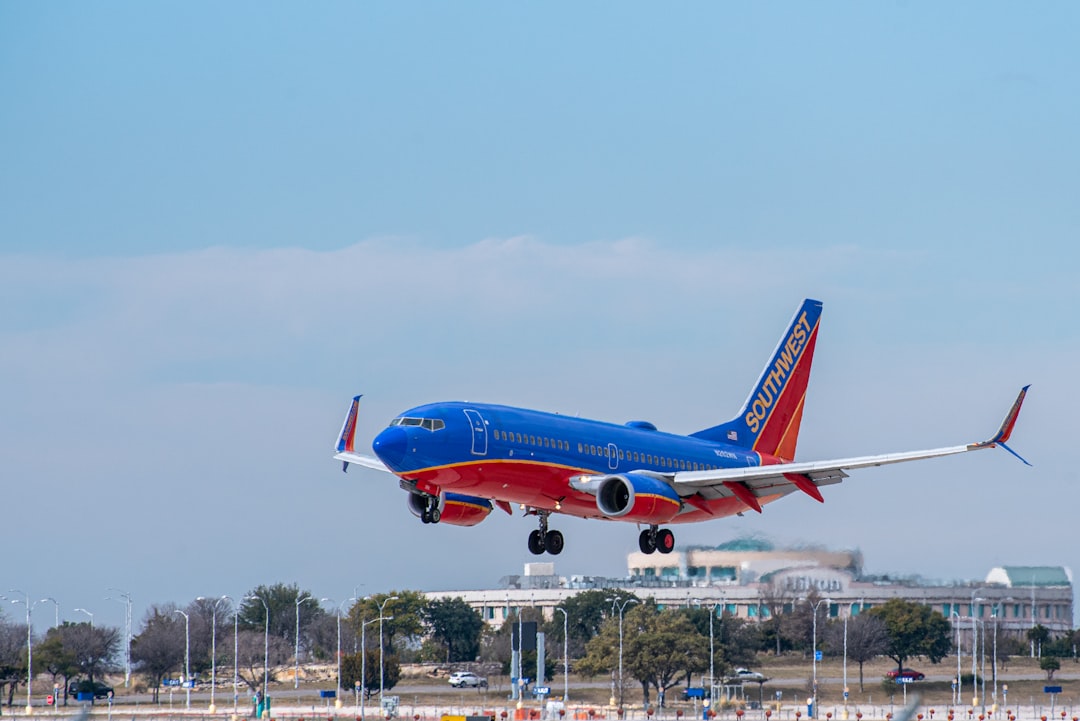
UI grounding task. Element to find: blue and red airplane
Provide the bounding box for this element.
[334,299,1029,556]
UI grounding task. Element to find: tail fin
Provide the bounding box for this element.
[690,299,823,460]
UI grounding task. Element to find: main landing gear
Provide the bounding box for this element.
[638,525,675,554]
[526,511,564,556]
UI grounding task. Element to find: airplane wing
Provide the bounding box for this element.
[334,394,393,473]
[335,450,392,473]
[669,385,1031,512]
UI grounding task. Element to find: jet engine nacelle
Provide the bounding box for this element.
[595,473,682,524]
[407,491,493,527]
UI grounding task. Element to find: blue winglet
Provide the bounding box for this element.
[997,441,1032,467]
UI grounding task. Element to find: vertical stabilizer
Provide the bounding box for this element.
[690,299,823,460]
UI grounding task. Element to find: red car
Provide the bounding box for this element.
[885,668,925,681]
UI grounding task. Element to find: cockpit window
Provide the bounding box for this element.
[389,417,445,431]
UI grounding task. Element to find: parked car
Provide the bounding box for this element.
[732,668,766,682]
[69,680,114,699]
[448,671,488,689]
[885,668,925,681]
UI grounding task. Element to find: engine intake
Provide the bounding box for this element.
[595,473,682,524]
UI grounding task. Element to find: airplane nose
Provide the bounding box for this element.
[372,426,408,468]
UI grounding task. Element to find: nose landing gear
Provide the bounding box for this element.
[420,495,441,524]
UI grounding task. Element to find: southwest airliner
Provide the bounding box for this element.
[334,299,1029,556]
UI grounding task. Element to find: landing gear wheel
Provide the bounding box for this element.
[638,529,657,554]
[546,530,564,555]
[527,529,546,555]
[420,509,431,524]
[656,528,675,554]
[430,507,441,524]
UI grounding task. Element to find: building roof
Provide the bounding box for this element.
[985,566,1073,587]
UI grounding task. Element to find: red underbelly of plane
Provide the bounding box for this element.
[403,461,786,522]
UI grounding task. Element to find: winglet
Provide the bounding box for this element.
[336,395,362,456]
[975,385,1031,465]
[991,385,1029,445]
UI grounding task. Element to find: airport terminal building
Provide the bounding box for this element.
[426,538,1074,647]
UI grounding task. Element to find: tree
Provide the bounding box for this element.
[869,599,951,676]
[340,650,400,698]
[758,582,797,655]
[622,605,708,705]
[579,602,707,706]
[553,590,637,656]
[1040,656,1060,680]
[34,626,81,706]
[0,617,29,709]
[1028,624,1050,658]
[239,583,325,647]
[347,591,426,656]
[824,613,888,691]
[422,597,484,663]
[188,597,235,677]
[130,605,185,703]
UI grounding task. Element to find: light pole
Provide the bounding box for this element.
[5,590,39,713]
[810,597,833,717]
[295,594,313,689]
[321,597,355,708]
[377,596,399,707]
[606,597,638,709]
[197,596,230,712]
[555,607,569,704]
[246,594,270,702]
[691,599,722,694]
[42,597,60,628]
[74,607,94,627]
[106,588,133,687]
[971,593,984,708]
[227,596,239,715]
[843,599,862,713]
[360,616,382,721]
[951,611,962,707]
[174,609,191,709]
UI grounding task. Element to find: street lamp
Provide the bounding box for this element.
[246,594,270,702]
[106,588,133,687]
[555,607,569,704]
[197,595,230,712]
[951,611,962,707]
[971,593,984,708]
[810,597,833,717]
[843,599,863,712]
[377,596,399,706]
[42,597,60,628]
[174,609,191,709]
[360,616,382,721]
[606,596,638,709]
[321,597,355,708]
[74,607,94,627]
[295,594,313,689]
[692,599,722,694]
[5,590,39,713]
[224,596,238,715]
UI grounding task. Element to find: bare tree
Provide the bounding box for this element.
[131,605,184,703]
[0,618,29,708]
[234,629,291,694]
[825,613,888,691]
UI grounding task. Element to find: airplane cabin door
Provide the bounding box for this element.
[462,409,488,456]
[607,442,619,471]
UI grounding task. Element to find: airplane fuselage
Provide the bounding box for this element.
[372,401,789,523]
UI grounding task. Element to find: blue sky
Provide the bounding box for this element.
[2,2,1078,632]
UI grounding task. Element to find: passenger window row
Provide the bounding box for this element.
[492,427,719,471]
